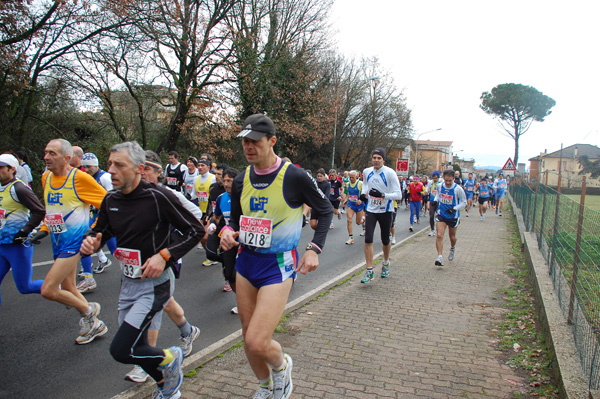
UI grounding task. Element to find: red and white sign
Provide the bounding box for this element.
[239,215,272,248]
[45,213,67,234]
[114,247,143,278]
[396,158,409,176]
[502,158,516,171]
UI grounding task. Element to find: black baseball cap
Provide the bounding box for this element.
[237,114,276,140]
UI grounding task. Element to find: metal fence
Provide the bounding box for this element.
[510,171,600,390]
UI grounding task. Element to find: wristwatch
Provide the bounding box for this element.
[306,243,321,254]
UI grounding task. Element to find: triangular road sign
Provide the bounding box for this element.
[502,158,516,171]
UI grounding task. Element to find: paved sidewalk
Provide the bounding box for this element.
[177,206,530,398]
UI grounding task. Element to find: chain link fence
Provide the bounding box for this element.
[510,171,600,390]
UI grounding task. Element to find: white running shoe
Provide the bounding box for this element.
[76,318,107,344]
[272,354,293,399]
[180,325,201,357]
[125,365,149,383]
[345,238,354,245]
[329,222,334,229]
[160,347,184,397]
[152,387,181,399]
[428,230,435,237]
[480,215,484,221]
[435,255,444,267]
[231,306,238,314]
[391,236,396,244]
[202,259,217,266]
[466,212,469,217]
[448,247,456,261]
[359,230,366,236]
[253,386,274,399]
[77,277,97,293]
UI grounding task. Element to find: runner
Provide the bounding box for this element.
[205,164,228,274]
[165,151,187,193]
[342,170,365,245]
[78,153,117,292]
[433,169,467,266]
[310,169,331,231]
[360,148,403,282]
[407,176,425,232]
[13,151,33,187]
[463,172,477,217]
[194,159,217,265]
[183,157,200,206]
[80,141,204,399]
[0,154,45,306]
[30,139,108,344]
[123,150,203,384]
[493,172,507,216]
[220,114,333,399]
[207,167,239,312]
[328,169,343,228]
[70,145,84,169]
[426,171,441,236]
[421,175,429,217]
[454,170,463,186]
[341,170,350,214]
[478,177,492,221]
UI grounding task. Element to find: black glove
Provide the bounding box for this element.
[12,229,30,245]
[446,208,456,215]
[369,188,385,198]
[28,230,48,245]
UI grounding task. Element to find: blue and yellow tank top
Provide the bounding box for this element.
[437,183,460,220]
[0,180,29,244]
[240,162,302,254]
[43,168,89,253]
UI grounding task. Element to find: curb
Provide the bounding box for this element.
[508,193,588,399]
[111,227,429,399]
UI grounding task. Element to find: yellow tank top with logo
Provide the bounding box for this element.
[0,180,29,244]
[194,173,214,214]
[240,162,303,254]
[43,168,90,253]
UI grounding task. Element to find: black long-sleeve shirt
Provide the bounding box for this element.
[92,180,204,263]
[229,162,333,251]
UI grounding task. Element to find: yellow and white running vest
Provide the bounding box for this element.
[43,168,89,253]
[0,180,29,244]
[240,162,303,254]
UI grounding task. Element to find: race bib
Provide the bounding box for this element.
[330,188,334,196]
[239,216,272,248]
[468,186,474,191]
[186,184,194,192]
[114,248,143,278]
[167,177,177,186]
[369,195,383,206]
[46,213,67,234]
[0,208,5,229]
[197,191,209,202]
[349,195,358,202]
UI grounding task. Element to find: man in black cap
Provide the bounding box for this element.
[220,114,333,399]
[359,147,403,283]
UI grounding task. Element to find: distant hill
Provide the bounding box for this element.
[475,165,502,171]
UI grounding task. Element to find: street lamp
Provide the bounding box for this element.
[369,77,380,140]
[413,128,442,175]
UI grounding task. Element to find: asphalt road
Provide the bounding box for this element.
[0,205,425,399]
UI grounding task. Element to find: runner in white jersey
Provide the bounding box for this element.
[360,148,403,282]
[183,157,200,205]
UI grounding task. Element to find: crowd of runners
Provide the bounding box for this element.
[0,114,510,399]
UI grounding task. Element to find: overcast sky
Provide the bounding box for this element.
[331,0,600,167]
